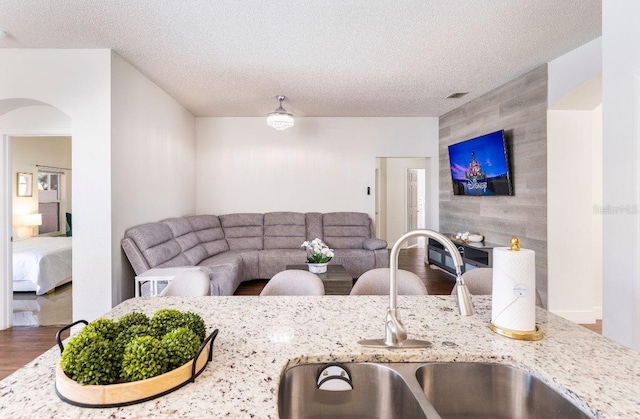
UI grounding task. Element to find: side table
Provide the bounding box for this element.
[135,267,201,297]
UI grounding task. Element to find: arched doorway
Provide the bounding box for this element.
[0,98,72,330]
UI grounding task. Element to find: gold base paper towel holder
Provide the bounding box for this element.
[489,322,543,341]
[489,237,543,341]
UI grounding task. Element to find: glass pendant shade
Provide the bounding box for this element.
[267,95,294,130]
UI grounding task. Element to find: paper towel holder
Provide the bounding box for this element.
[490,236,543,341]
[489,322,543,341]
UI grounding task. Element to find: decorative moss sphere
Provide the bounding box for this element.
[149,308,183,339]
[178,311,206,342]
[117,312,149,330]
[60,330,120,385]
[114,324,154,356]
[84,318,121,341]
[162,327,201,370]
[120,336,169,382]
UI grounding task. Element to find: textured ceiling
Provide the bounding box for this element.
[0,1,601,117]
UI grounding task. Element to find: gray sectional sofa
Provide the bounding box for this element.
[121,212,388,296]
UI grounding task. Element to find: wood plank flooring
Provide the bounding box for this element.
[0,327,69,381]
[0,248,601,381]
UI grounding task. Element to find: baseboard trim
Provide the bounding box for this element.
[550,309,597,324]
[593,306,602,320]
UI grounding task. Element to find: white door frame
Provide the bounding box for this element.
[1,128,71,330]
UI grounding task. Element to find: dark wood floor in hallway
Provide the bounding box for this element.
[0,248,601,381]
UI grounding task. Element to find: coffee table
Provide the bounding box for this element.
[285,264,353,295]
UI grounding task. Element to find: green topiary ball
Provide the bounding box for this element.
[117,312,149,330]
[60,328,98,379]
[177,311,206,342]
[114,324,154,356]
[60,330,120,385]
[120,335,169,382]
[162,327,201,370]
[149,308,183,339]
[84,318,121,341]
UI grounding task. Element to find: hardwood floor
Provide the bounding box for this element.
[0,248,601,381]
[0,326,69,381]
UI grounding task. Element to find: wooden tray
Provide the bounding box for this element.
[55,321,218,408]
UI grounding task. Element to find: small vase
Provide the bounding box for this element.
[307,262,328,274]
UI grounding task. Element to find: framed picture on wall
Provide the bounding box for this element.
[17,172,33,197]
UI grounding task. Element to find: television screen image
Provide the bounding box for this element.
[448,130,513,196]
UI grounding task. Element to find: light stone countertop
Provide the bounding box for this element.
[0,295,639,418]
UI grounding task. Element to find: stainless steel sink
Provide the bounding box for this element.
[416,363,592,419]
[278,362,593,419]
[278,363,433,419]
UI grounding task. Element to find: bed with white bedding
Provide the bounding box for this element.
[13,237,72,295]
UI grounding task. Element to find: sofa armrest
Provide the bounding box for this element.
[363,238,387,250]
[121,237,151,275]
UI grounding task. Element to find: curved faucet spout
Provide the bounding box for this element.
[358,229,474,349]
[389,230,473,315]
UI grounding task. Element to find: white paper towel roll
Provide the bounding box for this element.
[491,247,536,332]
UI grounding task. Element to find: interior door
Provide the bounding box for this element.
[406,169,418,247]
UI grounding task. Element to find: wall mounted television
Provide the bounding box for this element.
[448,130,513,196]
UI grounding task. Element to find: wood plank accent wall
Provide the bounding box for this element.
[439,65,548,305]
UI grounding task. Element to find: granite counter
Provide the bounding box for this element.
[0,295,639,418]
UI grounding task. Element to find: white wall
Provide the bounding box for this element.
[0,105,72,131]
[110,53,196,304]
[11,136,72,238]
[195,117,439,228]
[602,1,640,350]
[547,35,604,325]
[547,109,601,323]
[548,37,602,108]
[0,49,112,328]
[592,104,603,319]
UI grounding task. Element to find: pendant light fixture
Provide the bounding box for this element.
[267,95,294,130]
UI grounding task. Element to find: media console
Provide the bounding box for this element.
[427,237,503,276]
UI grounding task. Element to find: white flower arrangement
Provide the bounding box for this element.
[301,238,334,264]
[455,231,484,243]
[455,231,470,241]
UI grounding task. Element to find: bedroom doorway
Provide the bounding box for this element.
[375,157,429,248]
[9,134,73,327]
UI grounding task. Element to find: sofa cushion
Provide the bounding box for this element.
[126,222,173,251]
[199,250,258,282]
[199,264,243,296]
[258,249,307,279]
[198,251,244,269]
[305,212,323,241]
[220,213,264,250]
[162,217,208,265]
[363,238,387,251]
[322,212,371,249]
[236,250,260,281]
[125,222,188,269]
[198,252,244,296]
[330,248,376,278]
[162,217,193,237]
[154,252,191,269]
[186,215,229,257]
[264,212,306,249]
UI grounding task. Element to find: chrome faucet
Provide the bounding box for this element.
[359,229,474,349]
